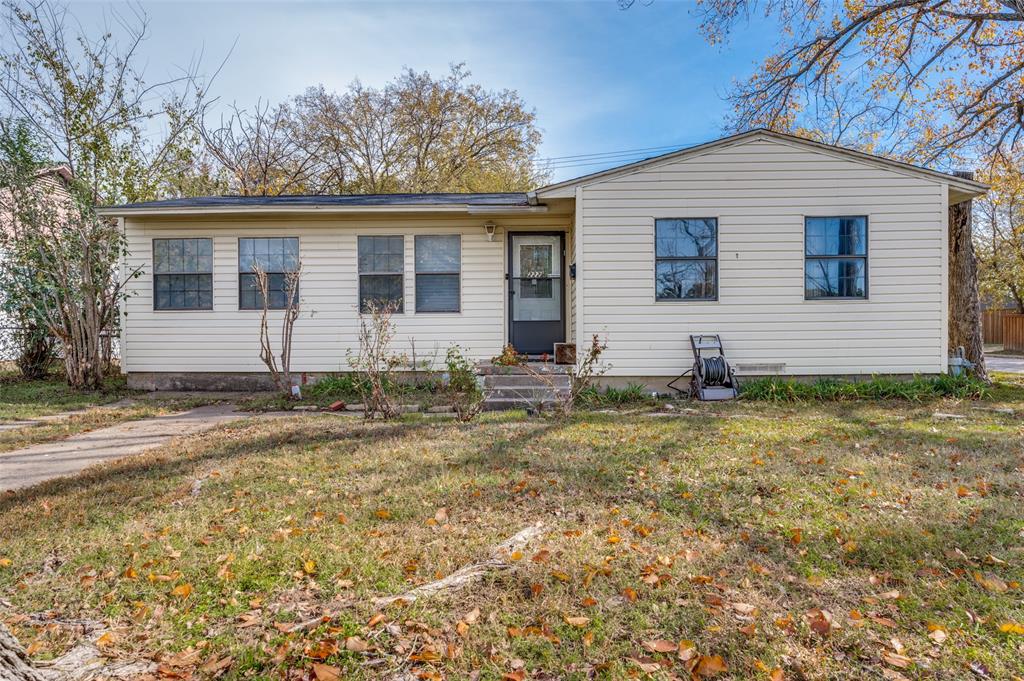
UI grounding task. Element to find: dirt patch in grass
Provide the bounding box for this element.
[0,398,1022,680]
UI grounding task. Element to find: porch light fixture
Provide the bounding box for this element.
[484,221,496,241]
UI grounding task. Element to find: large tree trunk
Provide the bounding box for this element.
[0,623,49,681]
[948,178,989,382]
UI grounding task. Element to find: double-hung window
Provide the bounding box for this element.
[358,235,404,312]
[655,218,718,301]
[415,235,460,313]
[153,238,213,310]
[804,216,867,299]
[238,237,300,309]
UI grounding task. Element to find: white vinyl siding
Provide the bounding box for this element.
[121,215,569,373]
[575,136,946,376]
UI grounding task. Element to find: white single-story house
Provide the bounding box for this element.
[98,129,988,391]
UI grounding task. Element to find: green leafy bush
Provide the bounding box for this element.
[445,345,484,421]
[307,374,375,399]
[578,382,654,408]
[740,374,989,402]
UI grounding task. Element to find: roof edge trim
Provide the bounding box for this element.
[99,203,547,218]
[534,129,989,197]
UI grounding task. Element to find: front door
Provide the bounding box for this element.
[508,233,565,355]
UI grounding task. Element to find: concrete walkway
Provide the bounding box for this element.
[989,354,1024,374]
[0,398,138,433]
[0,404,246,492]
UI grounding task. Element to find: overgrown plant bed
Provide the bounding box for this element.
[236,373,451,413]
[1,389,1023,680]
[739,374,994,402]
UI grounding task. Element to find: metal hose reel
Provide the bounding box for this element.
[668,334,739,400]
[697,355,730,387]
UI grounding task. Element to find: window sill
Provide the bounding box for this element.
[804,297,869,302]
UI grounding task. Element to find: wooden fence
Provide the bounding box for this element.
[1004,314,1024,353]
[983,309,1017,345]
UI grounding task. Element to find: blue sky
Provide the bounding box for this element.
[73,0,779,181]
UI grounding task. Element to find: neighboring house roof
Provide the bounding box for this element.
[533,128,989,204]
[98,192,541,216]
[38,164,73,185]
[1,164,75,235]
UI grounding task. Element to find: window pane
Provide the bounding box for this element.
[520,278,553,299]
[512,278,562,321]
[170,239,184,267]
[153,240,168,273]
[154,273,212,310]
[805,258,866,298]
[239,237,299,273]
[239,271,297,309]
[519,245,553,278]
[416,273,459,312]
[656,260,717,300]
[360,274,403,312]
[359,235,404,273]
[283,238,299,270]
[416,235,460,273]
[182,239,197,272]
[655,218,717,258]
[154,239,212,274]
[805,217,866,256]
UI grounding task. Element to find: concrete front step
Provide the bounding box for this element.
[483,374,571,388]
[476,362,571,376]
[486,387,570,401]
[477,362,575,411]
[482,398,558,412]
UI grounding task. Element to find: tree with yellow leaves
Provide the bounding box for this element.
[976,151,1024,313]
[669,0,1024,165]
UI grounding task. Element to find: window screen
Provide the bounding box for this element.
[804,217,867,299]
[358,235,404,312]
[153,238,213,310]
[238,237,300,309]
[415,235,460,312]
[655,218,717,300]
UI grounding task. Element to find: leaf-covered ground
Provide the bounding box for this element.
[1,386,1023,680]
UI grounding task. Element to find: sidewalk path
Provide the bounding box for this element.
[0,404,246,492]
[0,398,137,432]
[989,355,1024,374]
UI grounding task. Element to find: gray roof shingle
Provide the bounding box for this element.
[103,192,530,210]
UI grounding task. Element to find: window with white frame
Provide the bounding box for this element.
[654,218,718,301]
[804,216,867,299]
[415,235,460,312]
[238,237,300,309]
[153,238,213,310]
[358,235,404,312]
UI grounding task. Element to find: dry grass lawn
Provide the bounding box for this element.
[1,381,1023,680]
